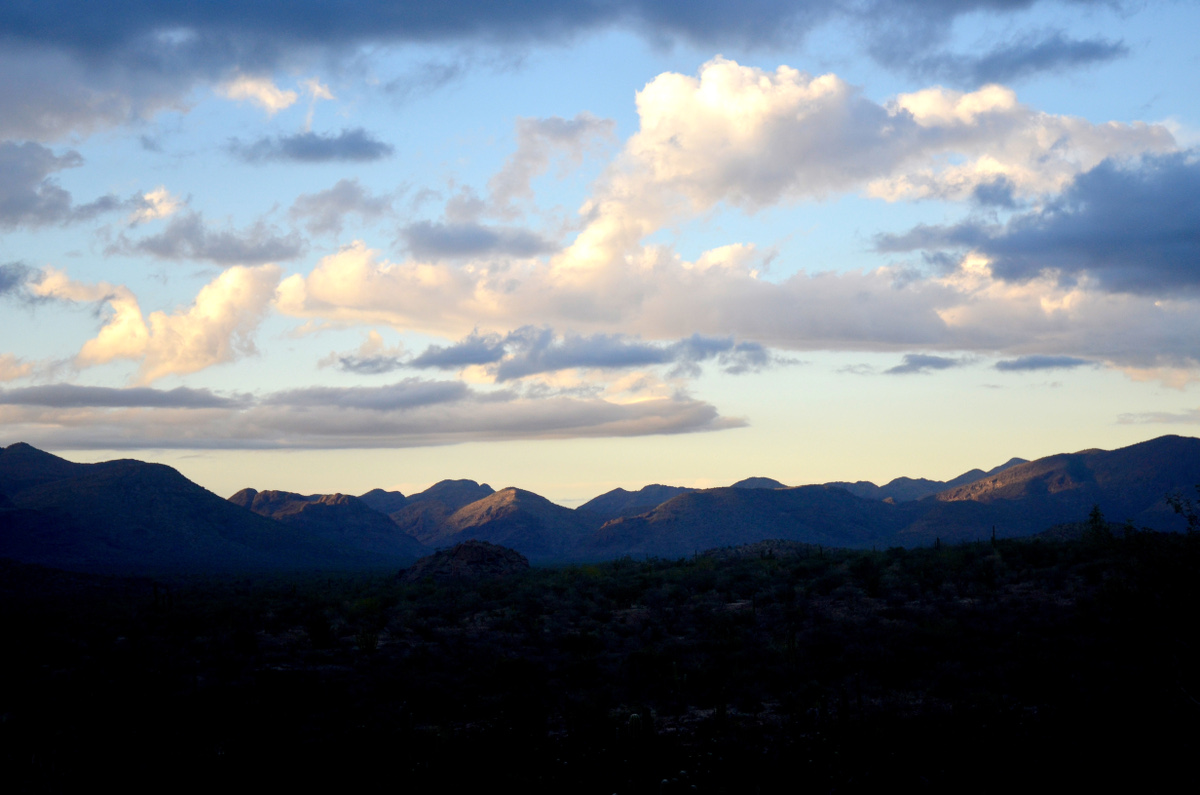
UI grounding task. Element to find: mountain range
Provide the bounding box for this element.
[2,435,1197,573]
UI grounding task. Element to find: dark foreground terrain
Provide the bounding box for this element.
[3,523,1199,793]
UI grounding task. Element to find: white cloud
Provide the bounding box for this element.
[273,59,1194,380]
[32,265,283,384]
[218,75,299,115]
[302,78,335,131]
[127,186,181,225]
[0,354,33,382]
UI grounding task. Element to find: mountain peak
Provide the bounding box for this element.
[732,477,788,490]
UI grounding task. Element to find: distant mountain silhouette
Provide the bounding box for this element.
[229,488,427,560]
[931,435,1200,530]
[357,488,408,515]
[577,484,696,523]
[731,477,788,489]
[0,444,389,573]
[827,458,1028,503]
[5,436,1196,571]
[390,479,496,543]
[586,485,899,558]
[581,437,1199,557]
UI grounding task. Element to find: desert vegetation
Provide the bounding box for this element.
[2,520,1198,792]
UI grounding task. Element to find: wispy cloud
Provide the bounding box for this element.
[107,210,304,264]
[995,355,1092,372]
[230,129,394,163]
[884,354,963,375]
[0,384,249,409]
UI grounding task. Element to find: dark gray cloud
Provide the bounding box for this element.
[0,1,1123,142]
[264,378,471,411]
[108,210,304,264]
[402,220,556,260]
[0,262,33,296]
[884,354,962,374]
[0,141,121,228]
[878,153,1200,295]
[995,355,1092,371]
[972,176,1019,209]
[230,128,394,164]
[289,178,393,236]
[401,327,776,380]
[894,30,1128,87]
[408,332,508,370]
[332,355,406,375]
[0,384,248,408]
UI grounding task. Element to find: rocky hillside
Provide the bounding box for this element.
[399,540,529,582]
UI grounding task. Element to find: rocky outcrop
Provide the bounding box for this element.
[400,540,529,583]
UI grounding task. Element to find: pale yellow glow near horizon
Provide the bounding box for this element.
[43,354,1200,507]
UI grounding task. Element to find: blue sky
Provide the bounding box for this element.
[2,1,1199,504]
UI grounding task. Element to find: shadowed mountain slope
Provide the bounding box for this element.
[584,436,1200,557]
[587,485,902,559]
[229,489,427,560]
[357,488,408,515]
[389,479,496,543]
[577,484,696,523]
[731,477,788,490]
[400,540,529,583]
[0,445,389,573]
[828,458,1029,503]
[427,487,597,561]
[932,435,1200,529]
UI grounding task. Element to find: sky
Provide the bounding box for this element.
[2,1,1199,506]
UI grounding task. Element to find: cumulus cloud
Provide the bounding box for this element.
[546,57,1171,277]
[0,141,124,229]
[217,74,298,114]
[289,179,393,236]
[995,355,1092,372]
[230,128,394,163]
[880,153,1200,295]
[0,384,248,408]
[884,353,962,375]
[107,210,304,264]
[31,265,283,384]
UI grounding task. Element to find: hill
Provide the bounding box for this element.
[399,540,529,582]
[428,487,597,561]
[229,488,427,561]
[931,435,1200,530]
[586,485,901,558]
[0,444,388,573]
[389,479,496,543]
[827,457,1028,503]
[576,484,696,523]
[357,488,408,514]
